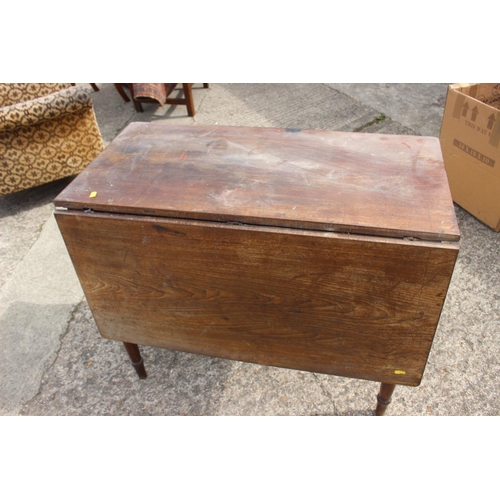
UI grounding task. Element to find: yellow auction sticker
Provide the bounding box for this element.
[89,191,97,198]
[394,370,406,375]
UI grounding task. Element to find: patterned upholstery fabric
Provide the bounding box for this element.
[0,83,70,107]
[0,84,104,196]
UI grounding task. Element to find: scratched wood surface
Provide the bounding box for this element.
[54,123,459,242]
[56,211,459,386]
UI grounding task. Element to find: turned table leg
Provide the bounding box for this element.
[123,342,147,379]
[375,383,396,416]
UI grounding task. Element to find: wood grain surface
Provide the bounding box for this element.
[56,211,459,386]
[54,123,459,242]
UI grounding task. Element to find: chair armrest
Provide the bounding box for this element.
[0,86,94,133]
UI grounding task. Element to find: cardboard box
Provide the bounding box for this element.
[440,83,500,231]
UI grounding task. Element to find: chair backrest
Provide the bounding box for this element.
[0,83,70,107]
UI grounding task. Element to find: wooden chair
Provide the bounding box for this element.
[73,84,208,116]
[124,83,209,116]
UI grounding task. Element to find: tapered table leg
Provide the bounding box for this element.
[123,342,147,379]
[375,383,396,416]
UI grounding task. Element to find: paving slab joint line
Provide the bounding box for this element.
[312,372,338,416]
[19,298,85,414]
[320,82,367,108]
[353,113,388,132]
[323,84,425,136]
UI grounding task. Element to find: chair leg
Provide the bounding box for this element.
[203,83,210,88]
[114,83,130,102]
[128,83,144,112]
[182,83,195,117]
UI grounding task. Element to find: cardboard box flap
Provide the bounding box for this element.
[451,83,500,111]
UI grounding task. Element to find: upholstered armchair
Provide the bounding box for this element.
[0,83,104,196]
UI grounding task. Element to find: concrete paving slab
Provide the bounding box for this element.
[0,177,74,288]
[0,216,84,415]
[326,83,449,136]
[2,83,500,416]
[199,83,378,131]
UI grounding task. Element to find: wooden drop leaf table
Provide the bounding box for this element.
[54,123,460,415]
